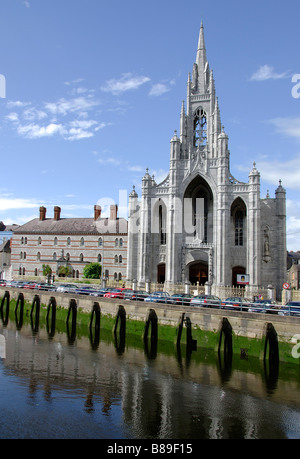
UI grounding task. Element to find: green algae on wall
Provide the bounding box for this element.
[1,295,298,364]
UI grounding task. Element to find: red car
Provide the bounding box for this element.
[104,288,132,299]
[22,282,38,289]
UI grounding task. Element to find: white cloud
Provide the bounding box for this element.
[5,90,110,141]
[6,112,19,122]
[127,165,144,172]
[23,107,48,121]
[97,157,121,166]
[252,155,300,190]
[268,117,300,142]
[243,117,300,190]
[101,73,150,95]
[286,200,300,251]
[250,65,289,81]
[3,215,36,226]
[6,100,31,108]
[149,83,170,97]
[65,120,111,140]
[64,78,85,86]
[0,197,40,211]
[17,122,65,139]
[69,120,98,129]
[44,96,99,116]
[66,128,94,140]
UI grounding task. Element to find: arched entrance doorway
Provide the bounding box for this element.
[189,262,208,285]
[157,264,165,284]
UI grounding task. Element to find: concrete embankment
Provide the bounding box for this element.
[1,287,300,363]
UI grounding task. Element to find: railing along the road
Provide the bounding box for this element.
[1,283,299,317]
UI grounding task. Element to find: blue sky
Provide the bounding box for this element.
[0,0,300,251]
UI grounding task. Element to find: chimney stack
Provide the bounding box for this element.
[110,204,118,220]
[94,205,102,220]
[54,206,61,221]
[39,206,46,221]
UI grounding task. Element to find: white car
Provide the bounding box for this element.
[56,283,78,293]
[190,294,221,307]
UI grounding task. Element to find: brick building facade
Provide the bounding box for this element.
[10,204,128,282]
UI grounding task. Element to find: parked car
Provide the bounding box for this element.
[166,293,193,305]
[10,281,26,288]
[273,301,300,317]
[89,288,114,297]
[56,283,78,294]
[4,280,13,287]
[103,288,133,299]
[190,294,221,307]
[75,286,98,295]
[0,280,6,286]
[124,290,149,301]
[36,283,56,291]
[144,291,170,303]
[23,282,39,289]
[247,299,275,313]
[221,297,251,311]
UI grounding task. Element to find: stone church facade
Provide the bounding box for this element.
[126,23,287,298]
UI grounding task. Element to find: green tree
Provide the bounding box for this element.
[57,266,72,277]
[83,263,102,279]
[42,264,52,276]
[42,264,53,283]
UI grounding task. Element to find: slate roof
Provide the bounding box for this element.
[0,240,11,253]
[0,222,20,232]
[13,217,128,235]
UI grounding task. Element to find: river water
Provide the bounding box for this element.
[1,314,300,440]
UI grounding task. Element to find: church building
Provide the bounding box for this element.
[126,23,287,299]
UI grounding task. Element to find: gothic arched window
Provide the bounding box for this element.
[159,205,166,245]
[235,210,244,246]
[194,108,207,148]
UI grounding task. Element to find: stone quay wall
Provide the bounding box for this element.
[2,287,300,347]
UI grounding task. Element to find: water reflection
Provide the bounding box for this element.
[0,313,300,439]
[46,297,56,339]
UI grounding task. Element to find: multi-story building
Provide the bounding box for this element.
[10,204,128,282]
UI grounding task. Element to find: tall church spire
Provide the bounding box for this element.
[192,21,210,94]
[196,21,207,72]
